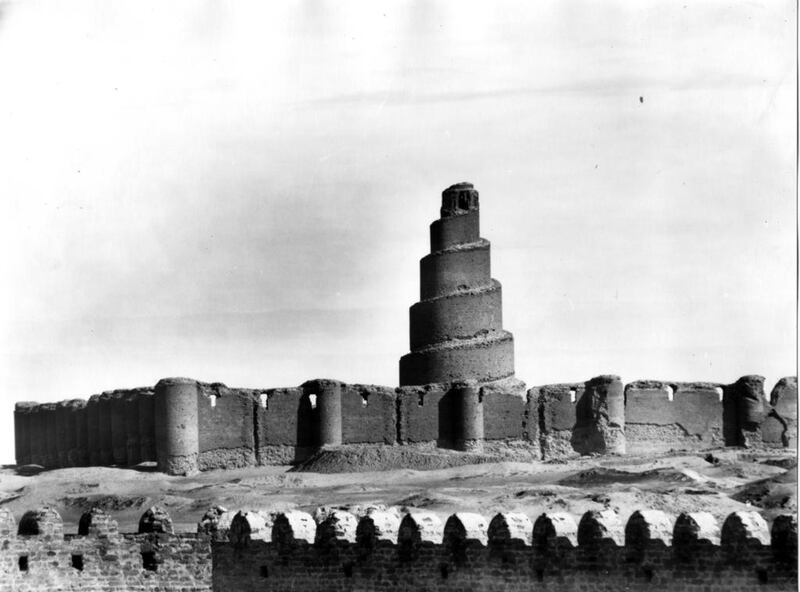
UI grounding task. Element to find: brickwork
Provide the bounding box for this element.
[209,506,796,592]
[0,507,211,592]
[0,501,795,590]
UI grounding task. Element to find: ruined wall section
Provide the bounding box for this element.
[0,507,210,592]
[533,382,585,459]
[763,377,797,448]
[625,381,724,454]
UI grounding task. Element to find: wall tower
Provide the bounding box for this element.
[400,182,516,386]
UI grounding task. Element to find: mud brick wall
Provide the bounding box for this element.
[255,387,317,465]
[762,377,797,448]
[197,383,256,471]
[396,384,450,445]
[534,383,583,459]
[341,384,397,445]
[625,381,724,454]
[14,375,797,473]
[480,382,526,441]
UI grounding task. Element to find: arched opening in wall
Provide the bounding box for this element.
[18,556,28,572]
[569,389,576,403]
[757,569,768,584]
[361,393,369,407]
[141,551,157,571]
[643,568,654,582]
[418,393,425,407]
[665,385,674,402]
[259,565,269,578]
[535,569,544,581]
[260,393,268,409]
[71,554,84,571]
[17,513,39,536]
[439,563,449,579]
[308,394,317,410]
[209,395,217,408]
[715,387,724,401]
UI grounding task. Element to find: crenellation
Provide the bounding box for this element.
[0,506,795,591]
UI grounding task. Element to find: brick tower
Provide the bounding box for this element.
[399,182,516,386]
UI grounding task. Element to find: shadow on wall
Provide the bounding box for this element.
[436,391,456,449]
[295,391,317,463]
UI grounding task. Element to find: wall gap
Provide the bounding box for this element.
[18,556,28,572]
[141,551,157,571]
[253,399,262,466]
[71,554,84,571]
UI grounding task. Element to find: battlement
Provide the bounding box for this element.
[0,505,795,592]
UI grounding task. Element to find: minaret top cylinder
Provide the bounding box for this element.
[440,182,479,218]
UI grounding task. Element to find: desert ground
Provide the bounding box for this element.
[0,445,795,534]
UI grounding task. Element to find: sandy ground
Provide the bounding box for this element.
[0,446,795,533]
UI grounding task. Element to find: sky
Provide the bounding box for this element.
[0,0,795,463]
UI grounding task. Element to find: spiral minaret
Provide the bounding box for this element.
[399,182,516,386]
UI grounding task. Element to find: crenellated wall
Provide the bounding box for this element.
[211,506,798,592]
[13,374,797,474]
[0,505,795,592]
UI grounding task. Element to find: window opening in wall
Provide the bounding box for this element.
[259,565,269,578]
[715,386,724,401]
[757,569,768,584]
[665,385,674,402]
[308,394,317,410]
[569,389,576,403]
[141,551,157,571]
[643,567,654,582]
[361,393,369,407]
[418,393,425,407]
[260,393,268,409]
[71,554,84,571]
[18,556,28,572]
[439,563,449,579]
[536,569,544,581]
[209,395,217,408]
[343,562,354,577]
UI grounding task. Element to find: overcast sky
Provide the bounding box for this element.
[0,0,795,463]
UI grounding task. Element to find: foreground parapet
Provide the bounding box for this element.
[0,506,795,592]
